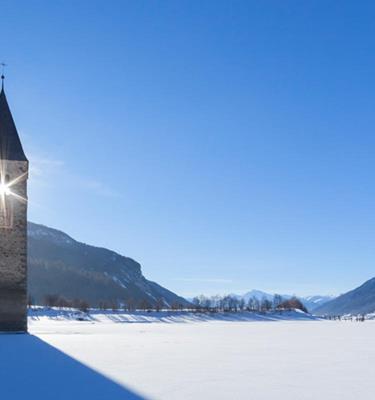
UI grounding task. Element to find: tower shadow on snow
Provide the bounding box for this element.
[0,334,146,400]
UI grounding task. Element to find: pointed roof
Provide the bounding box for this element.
[0,86,27,161]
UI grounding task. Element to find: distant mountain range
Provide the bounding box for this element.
[314,277,375,315]
[28,222,190,308]
[31,221,375,315]
[230,290,334,312]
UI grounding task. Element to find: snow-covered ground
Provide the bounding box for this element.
[28,307,319,323]
[3,310,375,399]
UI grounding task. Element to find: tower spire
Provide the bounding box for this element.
[0,69,27,162]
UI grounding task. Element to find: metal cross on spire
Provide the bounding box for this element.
[1,63,7,90]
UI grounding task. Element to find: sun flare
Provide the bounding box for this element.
[0,182,11,196]
[0,170,28,204]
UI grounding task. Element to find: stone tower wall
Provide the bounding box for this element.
[0,160,28,331]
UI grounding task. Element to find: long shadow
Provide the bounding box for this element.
[0,334,147,400]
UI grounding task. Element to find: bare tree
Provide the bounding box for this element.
[278,296,307,313]
[192,297,201,311]
[44,294,60,307]
[27,295,34,308]
[72,298,90,312]
[260,297,272,312]
[273,294,283,310]
[155,297,164,312]
[139,299,151,311]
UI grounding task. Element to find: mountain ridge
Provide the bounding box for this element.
[314,277,375,315]
[27,222,190,308]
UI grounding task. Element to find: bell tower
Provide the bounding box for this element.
[0,75,28,332]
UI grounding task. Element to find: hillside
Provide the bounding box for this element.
[27,222,189,308]
[314,277,375,315]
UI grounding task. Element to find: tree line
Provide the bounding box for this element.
[29,293,308,313]
[191,294,308,313]
[30,294,185,313]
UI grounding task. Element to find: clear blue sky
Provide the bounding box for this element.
[2,1,375,297]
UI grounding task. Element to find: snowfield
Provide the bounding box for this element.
[3,310,375,399]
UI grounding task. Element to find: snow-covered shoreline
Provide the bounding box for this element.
[28,307,320,325]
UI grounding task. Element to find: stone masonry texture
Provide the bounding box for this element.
[0,160,28,331]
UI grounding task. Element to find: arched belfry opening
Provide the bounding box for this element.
[0,77,29,332]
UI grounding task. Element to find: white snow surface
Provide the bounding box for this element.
[4,310,375,399]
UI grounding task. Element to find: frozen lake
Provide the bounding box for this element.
[15,313,374,399]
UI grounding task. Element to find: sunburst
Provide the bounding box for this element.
[0,171,28,204]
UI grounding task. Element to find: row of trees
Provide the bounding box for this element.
[31,293,308,314]
[97,299,185,312]
[323,315,366,322]
[35,294,186,313]
[42,294,90,312]
[191,294,308,313]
